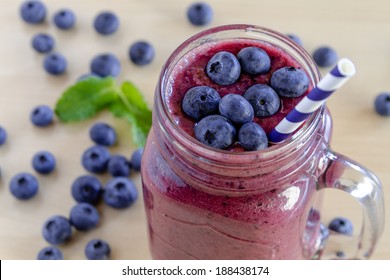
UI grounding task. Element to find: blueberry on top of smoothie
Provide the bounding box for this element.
[219,94,254,125]
[182,86,221,121]
[206,51,241,86]
[238,122,268,151]
[244,84,280,117]
[270,66,309,98]
[237,47,271,75]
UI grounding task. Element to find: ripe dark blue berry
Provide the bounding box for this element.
[374,92,390,116]
[32,151,56,174]
[37,246,63,260]
[31,33,55,53]
[30,105,53,127]
[129,41,155,66]
[130,148,143,172]
[85,239,111,260]
[9,172,39,200]
[194,115,236,149]
[69,202,100,231]
[108,155,131,177]
[103,177,138,209]
[42,215,72,245]
[71,175,103,204]
[90,53,121,77]
[243,84,280,117]
[312,46,338,67]
[270,67,309,98]
[219,94,254,125]
[93,11,119,35]
[182,86,221,121]
[328,217,353,235]
[238,122,268,151]
[43,53,67,75]
[0,126,7,146]
[77,73,100,81]
[186,2,213,26]
[20,1,46,24]
[237,47,271,75]
[53,9,76,30]
[206,51,241,86]
[81,145,110,174]
[286,33,303,46]
[89,122,117,146]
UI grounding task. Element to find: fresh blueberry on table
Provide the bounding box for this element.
[42,215,72,245]
[85,239,111,260]
[130,148,143,172]
[20,0,46,24]
[206,51,241,86]
[129,41,155,66]
[374,92,390,117]
[81,145,110,174]
[0,126,7,146]
[194,115,236,149]
[77,73,100,81]
[9,172,39,200]
[108,155,131,177]
[286,33,303,46]
[186,2,213,26]
[243,84,280,117]
[31,33,55,53]
[182,86,221,121]
[219,94,254,125]
[43,53,67,75]
[32,150,56,174]
[238,122,268,151]
[71,175,103,205]
[30,105,53,127]
[312,46,338,67]
[270,66,309,98]
[53,9,76,30]
[237,47,271,75]
[328,217,353,235]
[90,53,121,77]
[103,177,138,209]
[89,122,117,146]
[37,246,63,260]
[93,11,119,35]
[69,202,100,231]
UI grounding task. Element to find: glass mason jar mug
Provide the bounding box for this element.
[141,24,384,259]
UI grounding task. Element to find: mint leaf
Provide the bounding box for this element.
[55,77,119,122]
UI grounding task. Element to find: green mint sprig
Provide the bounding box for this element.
[55,76,152,147]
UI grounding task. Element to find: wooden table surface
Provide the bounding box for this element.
[0,0,389,260]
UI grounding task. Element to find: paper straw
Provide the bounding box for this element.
[268,58,356,143]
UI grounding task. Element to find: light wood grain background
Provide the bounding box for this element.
[0,0,389,259]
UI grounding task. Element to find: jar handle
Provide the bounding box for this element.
[316,148,385,259]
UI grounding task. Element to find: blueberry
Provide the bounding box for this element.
[286,33,303,46]
[206,51,241,86]
[243,84,280,117]
[312,46,338,67]
[81,145,110,174]
[194,115,236,149]
[85,239,111,260]
[32,151,56,174]
[90,53,121,77]
[71,175,103,204]
[37,246,63,260]
[129,41,155,66]
[69,202,100,231]
[0,126,7,146]
[328,217,353,235]
[130,148,143,172]
[31,33,55,53]
[103,177,138,209]
[89,122,117,146]
[43,53,67,75]
[186,2,213,26]
[237,47,271,75]
[9,172,39,200]
[238,122,268,151]
[374,92,390,116]
[108,155,131,177]
[93,11,119,35]
[270,67,310,98]
[182,86,221,121]
[77,73,100,81]
[20,1,46,24]
[30,105,53,127]
[42,215,72,245]
[53,9,76,30]
[219,94,254,125]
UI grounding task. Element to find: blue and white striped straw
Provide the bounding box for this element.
[268,58,356,143]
